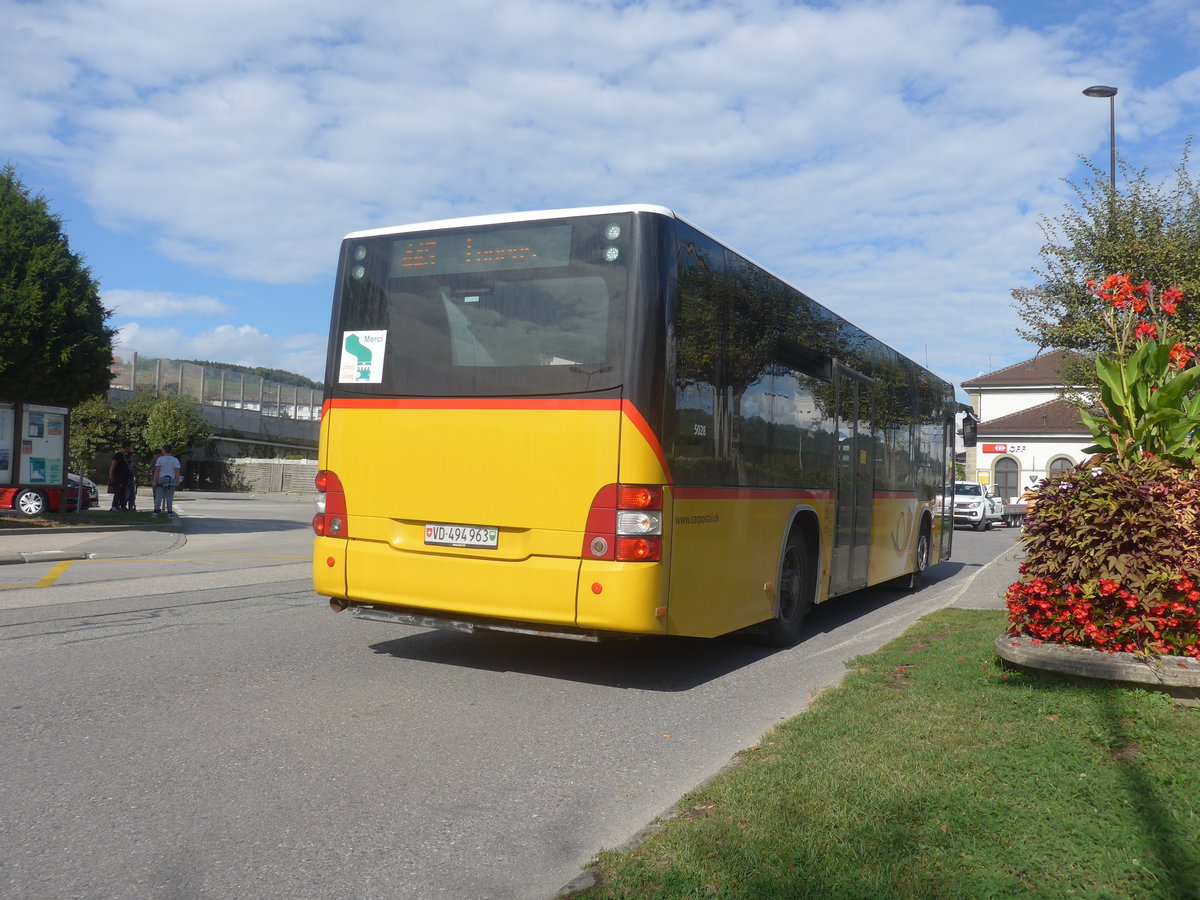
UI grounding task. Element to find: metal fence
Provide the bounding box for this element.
[111,354,322,421]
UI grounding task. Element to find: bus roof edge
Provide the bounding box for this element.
[343,205,678,240]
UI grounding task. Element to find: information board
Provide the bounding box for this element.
[18,404,67,486]
[0,402,13,486]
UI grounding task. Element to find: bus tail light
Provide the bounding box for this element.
[313,470,349,538]
[583,484,663,562]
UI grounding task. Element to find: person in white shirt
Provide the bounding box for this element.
[152,445,183,517]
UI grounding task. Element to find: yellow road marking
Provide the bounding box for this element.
[0,564,77,592]
[37,560,74,586]
[0,560,77,590]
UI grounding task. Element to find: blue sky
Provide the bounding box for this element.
[3,0,1198,393]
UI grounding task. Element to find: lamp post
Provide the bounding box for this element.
[1083,85,1118,192]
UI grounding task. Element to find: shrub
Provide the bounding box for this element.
[1007,455,1200,657]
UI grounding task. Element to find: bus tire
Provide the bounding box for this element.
[761,532,814,648]
[895,522,931,591]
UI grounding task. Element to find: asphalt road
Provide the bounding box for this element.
[0,502,1020,900]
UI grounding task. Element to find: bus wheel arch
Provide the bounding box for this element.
[761,511,819,647]
[894,512,932,591]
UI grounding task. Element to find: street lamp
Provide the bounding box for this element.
[1082,85,1118,192]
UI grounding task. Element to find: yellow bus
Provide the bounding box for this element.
[313,205,958,645]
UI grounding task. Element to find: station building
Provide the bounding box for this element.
[960,349,1093,502]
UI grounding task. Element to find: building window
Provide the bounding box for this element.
[994,457,1019,501]
[1048,456,1074,475]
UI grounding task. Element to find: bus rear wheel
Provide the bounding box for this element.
[761,533,814,647]
[894,523,931,591]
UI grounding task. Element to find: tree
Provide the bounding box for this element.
[67,394,118,476]
[112,391,160,465]
[69,393,213,481]
[1012,146,1200,389]
[0,166,114,404]
[143,393,212,460]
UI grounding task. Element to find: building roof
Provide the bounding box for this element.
[962,349,1086,389]
[977,397,1091,436]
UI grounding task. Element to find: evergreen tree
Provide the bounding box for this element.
[0,165,115,404]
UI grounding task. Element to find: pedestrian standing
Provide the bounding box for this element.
[125,447,139,511]
[108,441,133,511]
[152,446,182,517]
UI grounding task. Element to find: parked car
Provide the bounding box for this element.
[68,473,99,509]
[952,481,1004,531]
[0,474,98,516]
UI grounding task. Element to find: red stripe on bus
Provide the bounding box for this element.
[673,487,835,501]
[618,400,672,483]
[323,396,624,412]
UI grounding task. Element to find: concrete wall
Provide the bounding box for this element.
[109,387,319,455]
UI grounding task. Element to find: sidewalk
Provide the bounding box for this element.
[950,537,1024,611]
[0,525,186,565]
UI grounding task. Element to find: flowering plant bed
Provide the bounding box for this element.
[1006,567,1200,659]
[1006,275,1200,659]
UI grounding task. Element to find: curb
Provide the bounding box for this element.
[0,550,94,566]
[995,634,1200,699]
[0,523,185,565]
[0,524,181,536]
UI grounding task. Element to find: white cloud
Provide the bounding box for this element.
[104,288,232,318]
[116,322,327,382]
[4,0,1199,388]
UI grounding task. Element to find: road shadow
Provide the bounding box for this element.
[369,627,774,691]
[799,559,968,638]
[177,517,313,535]
[365,560,970,692]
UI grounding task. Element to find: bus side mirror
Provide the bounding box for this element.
[961,417,977,447]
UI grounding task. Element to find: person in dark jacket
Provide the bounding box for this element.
[108,441,133,511]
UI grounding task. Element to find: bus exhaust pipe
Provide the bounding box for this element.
[330,599,349,613]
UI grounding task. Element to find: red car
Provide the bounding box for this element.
[0,475,99,516]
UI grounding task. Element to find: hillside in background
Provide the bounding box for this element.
[176,360,323,390]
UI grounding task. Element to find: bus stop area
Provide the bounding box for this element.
[0,521,184,567]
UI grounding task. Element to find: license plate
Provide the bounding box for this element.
[424,523,499,548]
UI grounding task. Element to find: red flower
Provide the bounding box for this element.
[1169,343,1195,368]
[1161,285,1184,315]
[1134,321,1158,341]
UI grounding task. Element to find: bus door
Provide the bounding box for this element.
[939,406,956,562]
[830,365,874,594]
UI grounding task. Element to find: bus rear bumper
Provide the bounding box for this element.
[315,537,669,638]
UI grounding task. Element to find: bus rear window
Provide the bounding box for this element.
[440,276,609,367]
[331,215,629,397]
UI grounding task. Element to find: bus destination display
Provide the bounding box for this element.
[389,225,572,278]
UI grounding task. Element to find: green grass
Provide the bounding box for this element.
[572,609,1200,900]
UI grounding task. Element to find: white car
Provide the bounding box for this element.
[952,482,1004,531]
